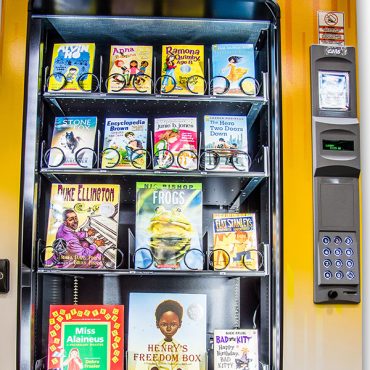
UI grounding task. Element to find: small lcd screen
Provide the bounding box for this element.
[323,140,354,151]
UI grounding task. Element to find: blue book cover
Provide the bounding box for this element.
[212,44,255,96]
[128,292,207,370]
[48,116,97,168]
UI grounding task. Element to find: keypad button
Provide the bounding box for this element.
[323,259,332,268]
[346,259,354,269]
[346,271,355,280]
[344,236,353,245]
[334,248,343,256]
[335,271,344,280]
[322,236,331,245]
[323,248,331,256]
[345,248,354,257]
[335,259,343,268]
[324,271,332,279]
[334,236,342,245]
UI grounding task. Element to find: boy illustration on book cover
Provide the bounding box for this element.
[128,293,207,370]
[213,213,258,271]
[154,117,197,170]
[107,45,153,93]
[44,184,120,269]
[204,115,249,172]
[212,44,255,96]
[48,43,95,92]
[135,182,203,270]
[102,118,148,169]
[47,305,124,370]
[48,116,97,169]
[161,45,204,95]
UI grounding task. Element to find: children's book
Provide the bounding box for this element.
[128,292,207,370]
[135,182,203,270]
[48,116,97,169]
[47,305,124,370]
[212,44,256,96]
[101,118,148,169]
[154,117,197,170]
[204,115,249,172]
[214,329,259,370]
[161,45,204,95]
[48,43,95,92]
[107,45,153,94]
[212,213,258,271]
[44,184,120,269]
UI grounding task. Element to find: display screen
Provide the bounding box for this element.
[318,71,350,111]
[323,140,354,151]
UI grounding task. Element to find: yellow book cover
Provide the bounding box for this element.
[161,45,204,95]
[107,45,153,94]
[48,43,96,92]
[213,213,258,271]
[44,184,120,269]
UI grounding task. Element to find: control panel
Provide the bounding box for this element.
[311,45,360,304]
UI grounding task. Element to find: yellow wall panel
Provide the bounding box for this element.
[278,0,361,369]
[0,0,28,367]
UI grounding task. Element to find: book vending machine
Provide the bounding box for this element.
[15,0,361,369]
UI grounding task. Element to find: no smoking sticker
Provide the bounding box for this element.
[318,11,345,45]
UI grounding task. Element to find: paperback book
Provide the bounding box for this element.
[135,182,203,270]
[47,305,124,370]
[154,117,197,170]
[161,45,204,95]
[128,292,207,370]
[48,116,97,169]
[212,213,258,271]
[48,43,96,92]
[212,43,256,96]
[214,329,259,370]
[204,115,249,172]
[101,118,148,169]
[107,45,153,94]
[45,184,120,269]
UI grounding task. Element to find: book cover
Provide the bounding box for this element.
[212,213,258,271]
[48,43,96,92]
[48,116,97,169]
[212,44,255,96]
[128,292,207,370]
[44,184,120,269]
[101,118,148,169]
[204,115,249,172]
[154,117,197,170]
[214,329,259,370]
[135,182,203,270]
[107,45,153,94]
[161,45,204,95]
[47,305,124,370]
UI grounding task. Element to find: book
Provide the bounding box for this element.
[135,182,203,270]
[128,292,207,370]
[212,44,256,96]
[212,213,258,270]
[101,118,148,169]
[154,117,197,170]
[161,45,205,95]
[48,116,97,169]
[48,43,96,92]
[44,184,120,269]
[107,45,153,93]
[204,115,249,172]
[214,329,259,370]
[47,304,124,370]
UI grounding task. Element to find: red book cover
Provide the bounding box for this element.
[47,305,124,370]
